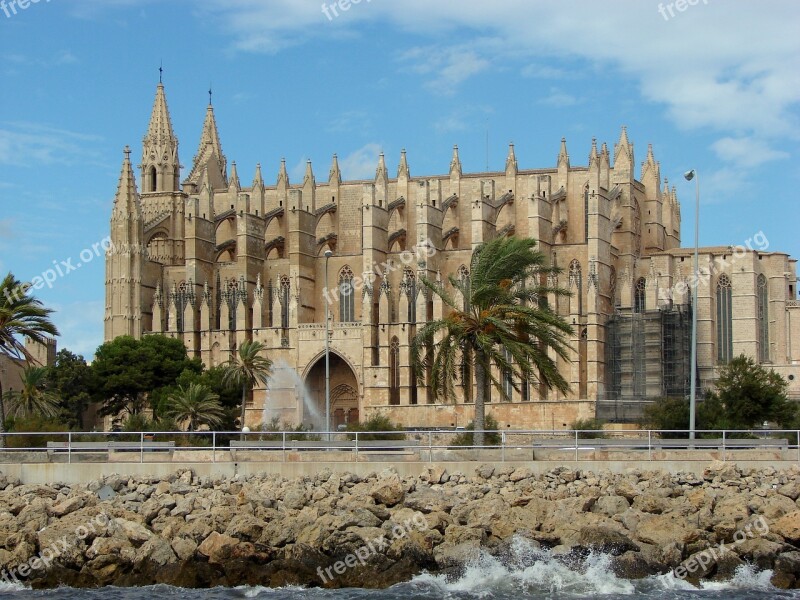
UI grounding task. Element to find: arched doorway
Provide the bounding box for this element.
[304,353,360,430]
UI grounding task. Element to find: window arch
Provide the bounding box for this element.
[403,269,417,323]
[569,260,583,315]
[339,266,355,323]
[149,166,157,192]
[501,347,513,402]
[457,265,470,311]
[279,276,290,329]
[389,337,400,406]
[634,277,646,313]
[716,274,733,364]
[758,274,769,362]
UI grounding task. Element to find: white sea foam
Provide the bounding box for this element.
[410,536,635,596]
[407,536,783,598]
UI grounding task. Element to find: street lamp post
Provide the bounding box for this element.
[324,249,333,440]
[684,169,699,440]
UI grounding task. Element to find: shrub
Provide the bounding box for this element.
[5,415,69,449]
[346,414,406,441]
[450,414,502,447]
[255,417,321,442]
[570,417,607,439]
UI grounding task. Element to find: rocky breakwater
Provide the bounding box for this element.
[1,461,800,589]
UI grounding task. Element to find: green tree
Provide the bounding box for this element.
[165,383,225,431]
[91,335,201,419]
[4,366,60,419]
[222,340,272,432]
[642,397,691,436]
[703,355,796,430]
[46,349,97,429]
[411,236,572,446]
[451,414,502,447]
[152,365,241,430]
[0,272,59,447]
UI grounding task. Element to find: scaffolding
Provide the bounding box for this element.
[600,305,692,423]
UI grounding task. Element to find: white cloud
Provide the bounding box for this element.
[434,105,493,134]
[711,136,789,169]
[0,122,103,168]
[339,143,383,180]
[539,87,580,107]
[200,0,800,140]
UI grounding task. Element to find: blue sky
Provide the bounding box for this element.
[1,0,798,359]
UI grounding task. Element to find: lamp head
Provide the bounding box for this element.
[684,169,696,181]
[324,250,333,258]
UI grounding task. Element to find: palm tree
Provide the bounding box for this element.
[4,366,61,419]
[222,340,272,433]
[411,236,573,446]
[165,383,225,431]
[0,273,59,447]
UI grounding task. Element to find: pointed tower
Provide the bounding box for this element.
[329,153,342,185]
[105,146,145,340]
[251,163,265,215]
[375,152,388,207]
[450,145,462,177]
[557,137,570,190]
[141,83,180,194]
[185,100,227,191]
[505,142,518,176]
[398,149,410,179]
[228,161,241,193]
[613,125,635,183]
[302,159,316,212]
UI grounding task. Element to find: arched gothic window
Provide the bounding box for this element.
[389,337,400,406]
[501,347,513,402]
[758,274,769,362]
[404,269,417,323]
[634,278,646,314]
[457,265,470,311]
[716,274,733,364]
[149,166,157,192]
[569,260,583,315]
[279,276,290,329]
[339,266,355,323]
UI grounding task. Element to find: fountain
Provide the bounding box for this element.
[261,359,324,430]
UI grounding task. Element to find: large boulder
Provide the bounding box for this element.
[772,510,800,543]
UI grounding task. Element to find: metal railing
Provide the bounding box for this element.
[0,429,797,464]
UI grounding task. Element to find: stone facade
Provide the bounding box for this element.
[104,83,800,430]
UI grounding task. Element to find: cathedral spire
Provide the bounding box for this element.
[375,152,388,182]
[557,137,570,169]
[112,146,142,222]
[186,102,227,189]
[228,161,240,192]
[303,159,315,186]
[144,83,176,144]
[505,142,518,174]
[588,137,599,169]
[141,83,180,193]
[252,163,264,189]
[398,149,410,179]
[106,146,144,340]
[277,158,289,187]
[329,153,341,184]
[450,145,462,176]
